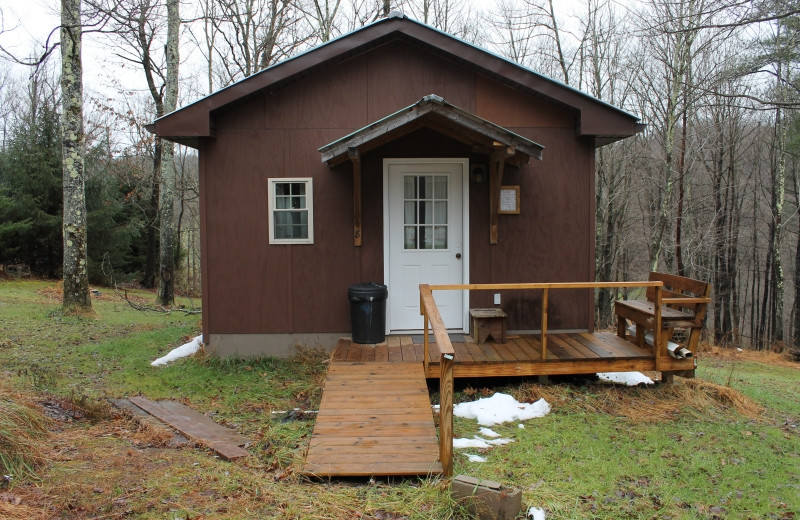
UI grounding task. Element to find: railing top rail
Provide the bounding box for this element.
[419,284,455,356]
[428,281,663,291]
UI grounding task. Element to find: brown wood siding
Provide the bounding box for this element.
[366,42,475,121]
[262,57,369,130]
[204,130,290,333]
[201,39,597,338]
[467,127,594,330]
[474,74,574,128]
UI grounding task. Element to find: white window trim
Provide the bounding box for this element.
[268,177,314,244]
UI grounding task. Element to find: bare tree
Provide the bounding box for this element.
[61,0,92,312]
[157,0,179,306]
[209,0,305,86]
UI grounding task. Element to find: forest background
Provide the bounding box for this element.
[0,0,798,352]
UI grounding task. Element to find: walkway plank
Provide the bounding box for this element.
[302,362,441,477]
[128,397,250,460]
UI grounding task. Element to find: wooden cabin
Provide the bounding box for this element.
[151,13,643,359]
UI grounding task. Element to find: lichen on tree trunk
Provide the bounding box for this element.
[157,0,180,306]
[61,0,92,313]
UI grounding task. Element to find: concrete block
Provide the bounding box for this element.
[451,474,522,520]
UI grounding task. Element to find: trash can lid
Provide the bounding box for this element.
[348,282,388,299]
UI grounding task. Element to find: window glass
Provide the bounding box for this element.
[269,178,313,244]
[402,174,448,250]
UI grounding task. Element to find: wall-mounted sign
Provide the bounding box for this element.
[499,186,520,214]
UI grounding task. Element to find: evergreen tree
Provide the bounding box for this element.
[0,103,63,277]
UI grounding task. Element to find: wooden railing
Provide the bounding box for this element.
[419,281,665,476]
[419,284,455,477]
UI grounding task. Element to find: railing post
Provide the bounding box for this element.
[654,285,663,371]
[439,352,454,477]
[423,318,430,372]
[540,288,549,361]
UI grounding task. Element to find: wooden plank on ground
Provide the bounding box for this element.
[374,343,389,362]
[360,346,376,362]
[346,345,363,361]
[401,343,417,362]
[128,397,250,460]
[332,339,350,361]
[388,345,403,362]
[302,362,441,478]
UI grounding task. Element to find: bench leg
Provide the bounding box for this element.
[661,371,675,385]
[617,316,627,338]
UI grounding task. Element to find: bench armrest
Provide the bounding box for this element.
[662,297,712,305]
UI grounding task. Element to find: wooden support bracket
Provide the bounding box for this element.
[349,147,362,247]
[489,146,515,244]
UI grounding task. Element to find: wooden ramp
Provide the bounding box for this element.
[302,362,442,477]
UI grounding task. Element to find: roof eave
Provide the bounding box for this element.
[319,95,544,166]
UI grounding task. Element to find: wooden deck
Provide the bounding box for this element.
[332,332,694,379]
[301,362,442,477]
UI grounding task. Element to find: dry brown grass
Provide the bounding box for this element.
[514,375,762,424]
[699,342,800,368]
[0,498,47,520]
[0,383,51,481]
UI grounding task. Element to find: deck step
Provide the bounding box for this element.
[302,362,442,477]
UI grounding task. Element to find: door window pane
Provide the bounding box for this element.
[402,174,448,250]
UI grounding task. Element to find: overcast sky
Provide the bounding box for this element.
[1,0,591,112]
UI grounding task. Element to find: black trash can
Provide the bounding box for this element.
[348,282,388,344]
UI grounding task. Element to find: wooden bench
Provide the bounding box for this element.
[469,308,507,344]
[615,272,711,381]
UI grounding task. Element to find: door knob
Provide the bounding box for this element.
[455,253,462,259]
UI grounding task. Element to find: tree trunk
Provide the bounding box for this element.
[157,0,179,306]
[60,0,92,313]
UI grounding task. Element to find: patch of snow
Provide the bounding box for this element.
[454,393,550,426]
[151,335,203,366]
[527,506,546,520]
[478,427,500,438]
[453,437,491,449]
[486,437,514,446]
[596,371,653,386]
[518,423,525,429]
[465,453,486,463]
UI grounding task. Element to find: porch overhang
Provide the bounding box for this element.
[318,95,544,167]
[320,95,545,246]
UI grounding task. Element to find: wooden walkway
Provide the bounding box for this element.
[332,332,691,378]
[301,362,442,477]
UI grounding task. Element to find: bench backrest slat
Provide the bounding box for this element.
[644,272,711,318]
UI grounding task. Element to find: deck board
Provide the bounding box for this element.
[302,362,441,477]
[329,332,685,380]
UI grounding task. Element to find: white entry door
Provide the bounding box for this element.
[384,159,468,333]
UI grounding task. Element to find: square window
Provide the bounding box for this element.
[268,178,313,244]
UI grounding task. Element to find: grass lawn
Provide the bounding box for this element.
[1,278,798,519]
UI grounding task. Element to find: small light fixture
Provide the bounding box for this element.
[470,164,486,183]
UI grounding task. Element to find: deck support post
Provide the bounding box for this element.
[439,352,454,477]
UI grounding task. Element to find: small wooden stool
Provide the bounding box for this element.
[470,308,507,344]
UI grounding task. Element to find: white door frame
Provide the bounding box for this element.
[383,158,470,333]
